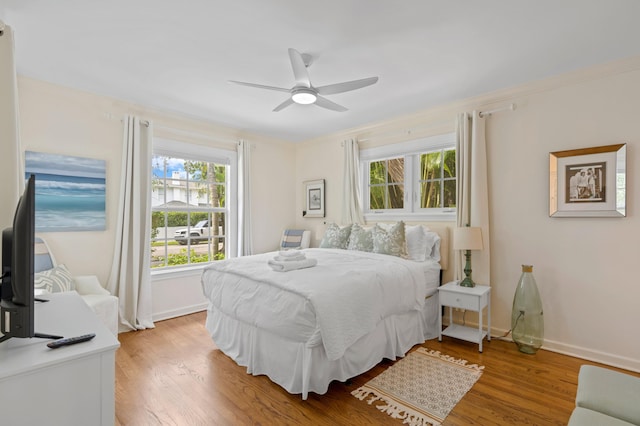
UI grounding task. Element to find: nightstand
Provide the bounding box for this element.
[438,281,491,352]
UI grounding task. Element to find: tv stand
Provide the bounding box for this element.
[0,292,120,425]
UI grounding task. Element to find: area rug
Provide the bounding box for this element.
[351,348,484,426]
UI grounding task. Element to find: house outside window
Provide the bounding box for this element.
[361,133,456,221]
[151,139,237,270]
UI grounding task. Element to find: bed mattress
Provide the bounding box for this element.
[201,248,440,361]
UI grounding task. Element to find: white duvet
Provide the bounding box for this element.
[201,248,440,361]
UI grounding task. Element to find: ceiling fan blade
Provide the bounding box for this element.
[316,76,379,96]
[273,97,295,112]
[314,95,348,112]
[288,48,311,88]
[229,80,290,93]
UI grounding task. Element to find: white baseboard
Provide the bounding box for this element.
[486,325,640,374]
[540,338,640,373]
[152,302,208,323]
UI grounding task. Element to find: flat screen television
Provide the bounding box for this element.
[0,175,61,343]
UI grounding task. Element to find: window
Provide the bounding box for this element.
[369,157,405,209]
[361,133,456,221]
[419,149,456,209]
[151,139,237,270]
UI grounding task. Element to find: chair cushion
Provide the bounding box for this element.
[81,294,119,336]
[74,275,111,296]
[568,407,636,426]
[576,365,640,425]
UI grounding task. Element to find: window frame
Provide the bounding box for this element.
[360,133,456,222]
[151,138,237,274]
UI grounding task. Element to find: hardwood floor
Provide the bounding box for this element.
[115,312,638,425]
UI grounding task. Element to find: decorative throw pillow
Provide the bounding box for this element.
[372,221,407,258]
[34,264,76,294]
[319,223,352,249]
[347,223,373,252]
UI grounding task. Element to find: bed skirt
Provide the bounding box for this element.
[204,292,440,399]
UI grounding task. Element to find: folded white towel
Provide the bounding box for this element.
[278,249,302,257]
[273,252,306,262]
[268,257,317,272]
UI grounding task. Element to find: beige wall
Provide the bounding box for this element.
[13,76,296,320]
[295,56,640,372]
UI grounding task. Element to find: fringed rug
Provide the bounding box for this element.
[352,348,484,426]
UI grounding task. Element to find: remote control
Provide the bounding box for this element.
[47,333,96,349]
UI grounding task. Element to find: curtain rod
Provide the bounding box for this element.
[104,113,240,146]
[478,103,516,118]
[360,103,517,142]
[357,117,455,143]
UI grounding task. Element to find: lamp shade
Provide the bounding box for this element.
[453,226,483,251]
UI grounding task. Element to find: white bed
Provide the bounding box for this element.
[201,224,449,399]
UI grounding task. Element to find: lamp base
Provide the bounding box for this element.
[459,277,476,287]
[460,249,476,287]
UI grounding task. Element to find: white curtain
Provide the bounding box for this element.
[107,116,154,331]
[237,139,253,256]
[341,138,364,225]
[0,21,21,225]
[455,111,491,284]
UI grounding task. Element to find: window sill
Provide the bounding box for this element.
[151,264,210,280]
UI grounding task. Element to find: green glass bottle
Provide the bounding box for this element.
[511,265,544,354]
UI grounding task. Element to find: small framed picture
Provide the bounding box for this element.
[303,179,325,218]
[549,144,626,217]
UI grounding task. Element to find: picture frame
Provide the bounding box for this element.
[303,179,325,218]
[549,143,626,217]
[25,150,107,231]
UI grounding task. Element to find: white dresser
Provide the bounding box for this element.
[0,291,120,426]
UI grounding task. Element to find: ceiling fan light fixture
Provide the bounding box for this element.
[291,88,317,105]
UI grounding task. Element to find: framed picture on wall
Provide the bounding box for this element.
[25,150,107,231]
[549,143,626,217]
[303,179,325,218]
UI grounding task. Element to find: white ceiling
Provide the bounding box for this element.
[2,1,640,142]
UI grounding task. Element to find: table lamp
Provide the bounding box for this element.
[453,226,484,287]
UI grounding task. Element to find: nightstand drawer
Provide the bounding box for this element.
[439,291,478,310]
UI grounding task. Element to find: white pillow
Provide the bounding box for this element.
[405,225,429,261]
[405,225,441,262]
[424,230,441,262]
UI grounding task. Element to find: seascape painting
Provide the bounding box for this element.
[25,151,106,232]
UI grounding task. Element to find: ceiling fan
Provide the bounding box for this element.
[229,48,378,112]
